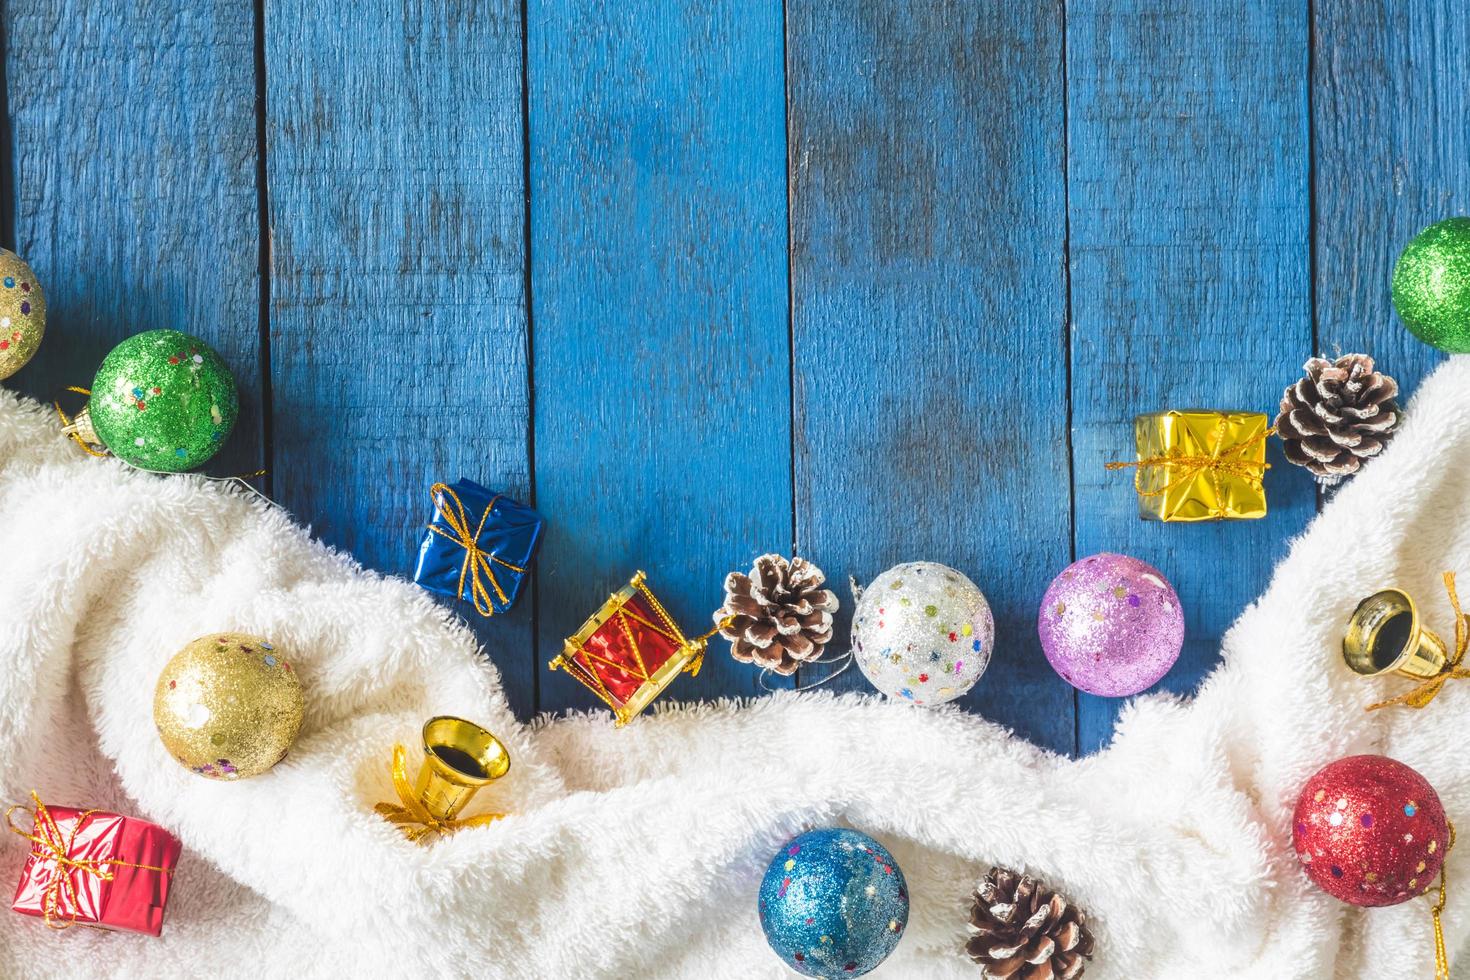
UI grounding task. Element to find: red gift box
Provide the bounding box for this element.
[8,793,181,935]
[550,570,708,726]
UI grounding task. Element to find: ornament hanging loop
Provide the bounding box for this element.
[1434,819,1456,980]
[758,649,854,693]
[53,386,108,458]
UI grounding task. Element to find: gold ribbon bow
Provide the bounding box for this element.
[1106,418,1274,520]
[1367,572,1470,711]
[4,792,174,929]
[373,744,504,844]
[426,482,527,617]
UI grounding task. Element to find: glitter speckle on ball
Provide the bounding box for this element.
[1037,553,1184,697]
[851,561,994,706]
[0,250,45,381]
[758,828,908,978]
[1292,755,1448,907]
[82,329,238,471]
[154,632,304,780]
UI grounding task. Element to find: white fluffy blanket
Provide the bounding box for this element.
[2,359,1469,980]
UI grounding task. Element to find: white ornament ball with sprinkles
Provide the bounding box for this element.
[851,561,994,705]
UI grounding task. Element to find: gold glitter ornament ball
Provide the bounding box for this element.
[0,249,45,380]
[154,633,305,780]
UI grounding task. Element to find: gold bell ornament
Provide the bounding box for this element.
[1343,572,1470,711]
[376,716,510,843]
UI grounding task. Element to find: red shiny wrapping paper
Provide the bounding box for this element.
[571,591,684,705]
[1292,754,1448,907]
[11,803,182,935]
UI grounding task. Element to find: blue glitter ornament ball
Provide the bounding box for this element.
[757,828,908,978]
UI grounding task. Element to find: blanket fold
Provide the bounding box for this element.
[1,358,1468,979]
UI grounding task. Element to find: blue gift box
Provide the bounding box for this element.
[414,479,543,616]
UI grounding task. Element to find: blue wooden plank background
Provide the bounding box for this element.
[3,0,1461,758]
[528,0,793,714]
[1066,1,1320,752]
[786,0,1075,752]
[264,0,536,717]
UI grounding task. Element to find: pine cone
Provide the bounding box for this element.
[715,555,837,675]
[966,868,1094,980]
[1275,353,1400,485]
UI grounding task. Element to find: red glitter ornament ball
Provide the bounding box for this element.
[1292,755,1448,907]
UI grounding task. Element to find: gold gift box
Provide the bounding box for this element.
[1123,410,1271,522]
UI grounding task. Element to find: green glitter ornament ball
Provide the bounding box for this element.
[87,329,239,471]
[0,250,45,381]
[1392,217,1470,353]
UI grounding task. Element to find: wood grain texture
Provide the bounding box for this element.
[528,1,792,713]
[1313,0,1463,394]
[265,0,535,716]
[9,0,1458,748]
[787,0,1076,754]
[1067,1,1318,752]
[5,0,263,476]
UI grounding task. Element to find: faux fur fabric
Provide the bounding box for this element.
[1,359,1469,980]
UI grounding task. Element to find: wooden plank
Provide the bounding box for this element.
[1068,2,1317,753]
[5,0,263,477]
[528,1,792,714]
[265,0,535,717]
[786,1,1076,754]
[1313,1,1465,394]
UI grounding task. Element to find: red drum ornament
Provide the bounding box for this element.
[552,561,840,726]
[1292,755,1456,977]
[550,570,718,726]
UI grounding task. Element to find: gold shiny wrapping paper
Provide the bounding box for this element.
[1128,410,1270,522]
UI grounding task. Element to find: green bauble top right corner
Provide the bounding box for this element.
[1392,216,1470,354]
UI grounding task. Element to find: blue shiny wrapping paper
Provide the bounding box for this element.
[757,828,908,978]
[413,479,543,615]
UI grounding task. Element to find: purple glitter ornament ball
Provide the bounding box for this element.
[1037,553,1184,697]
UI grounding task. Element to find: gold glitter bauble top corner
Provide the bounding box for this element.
[0,249,45,382]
